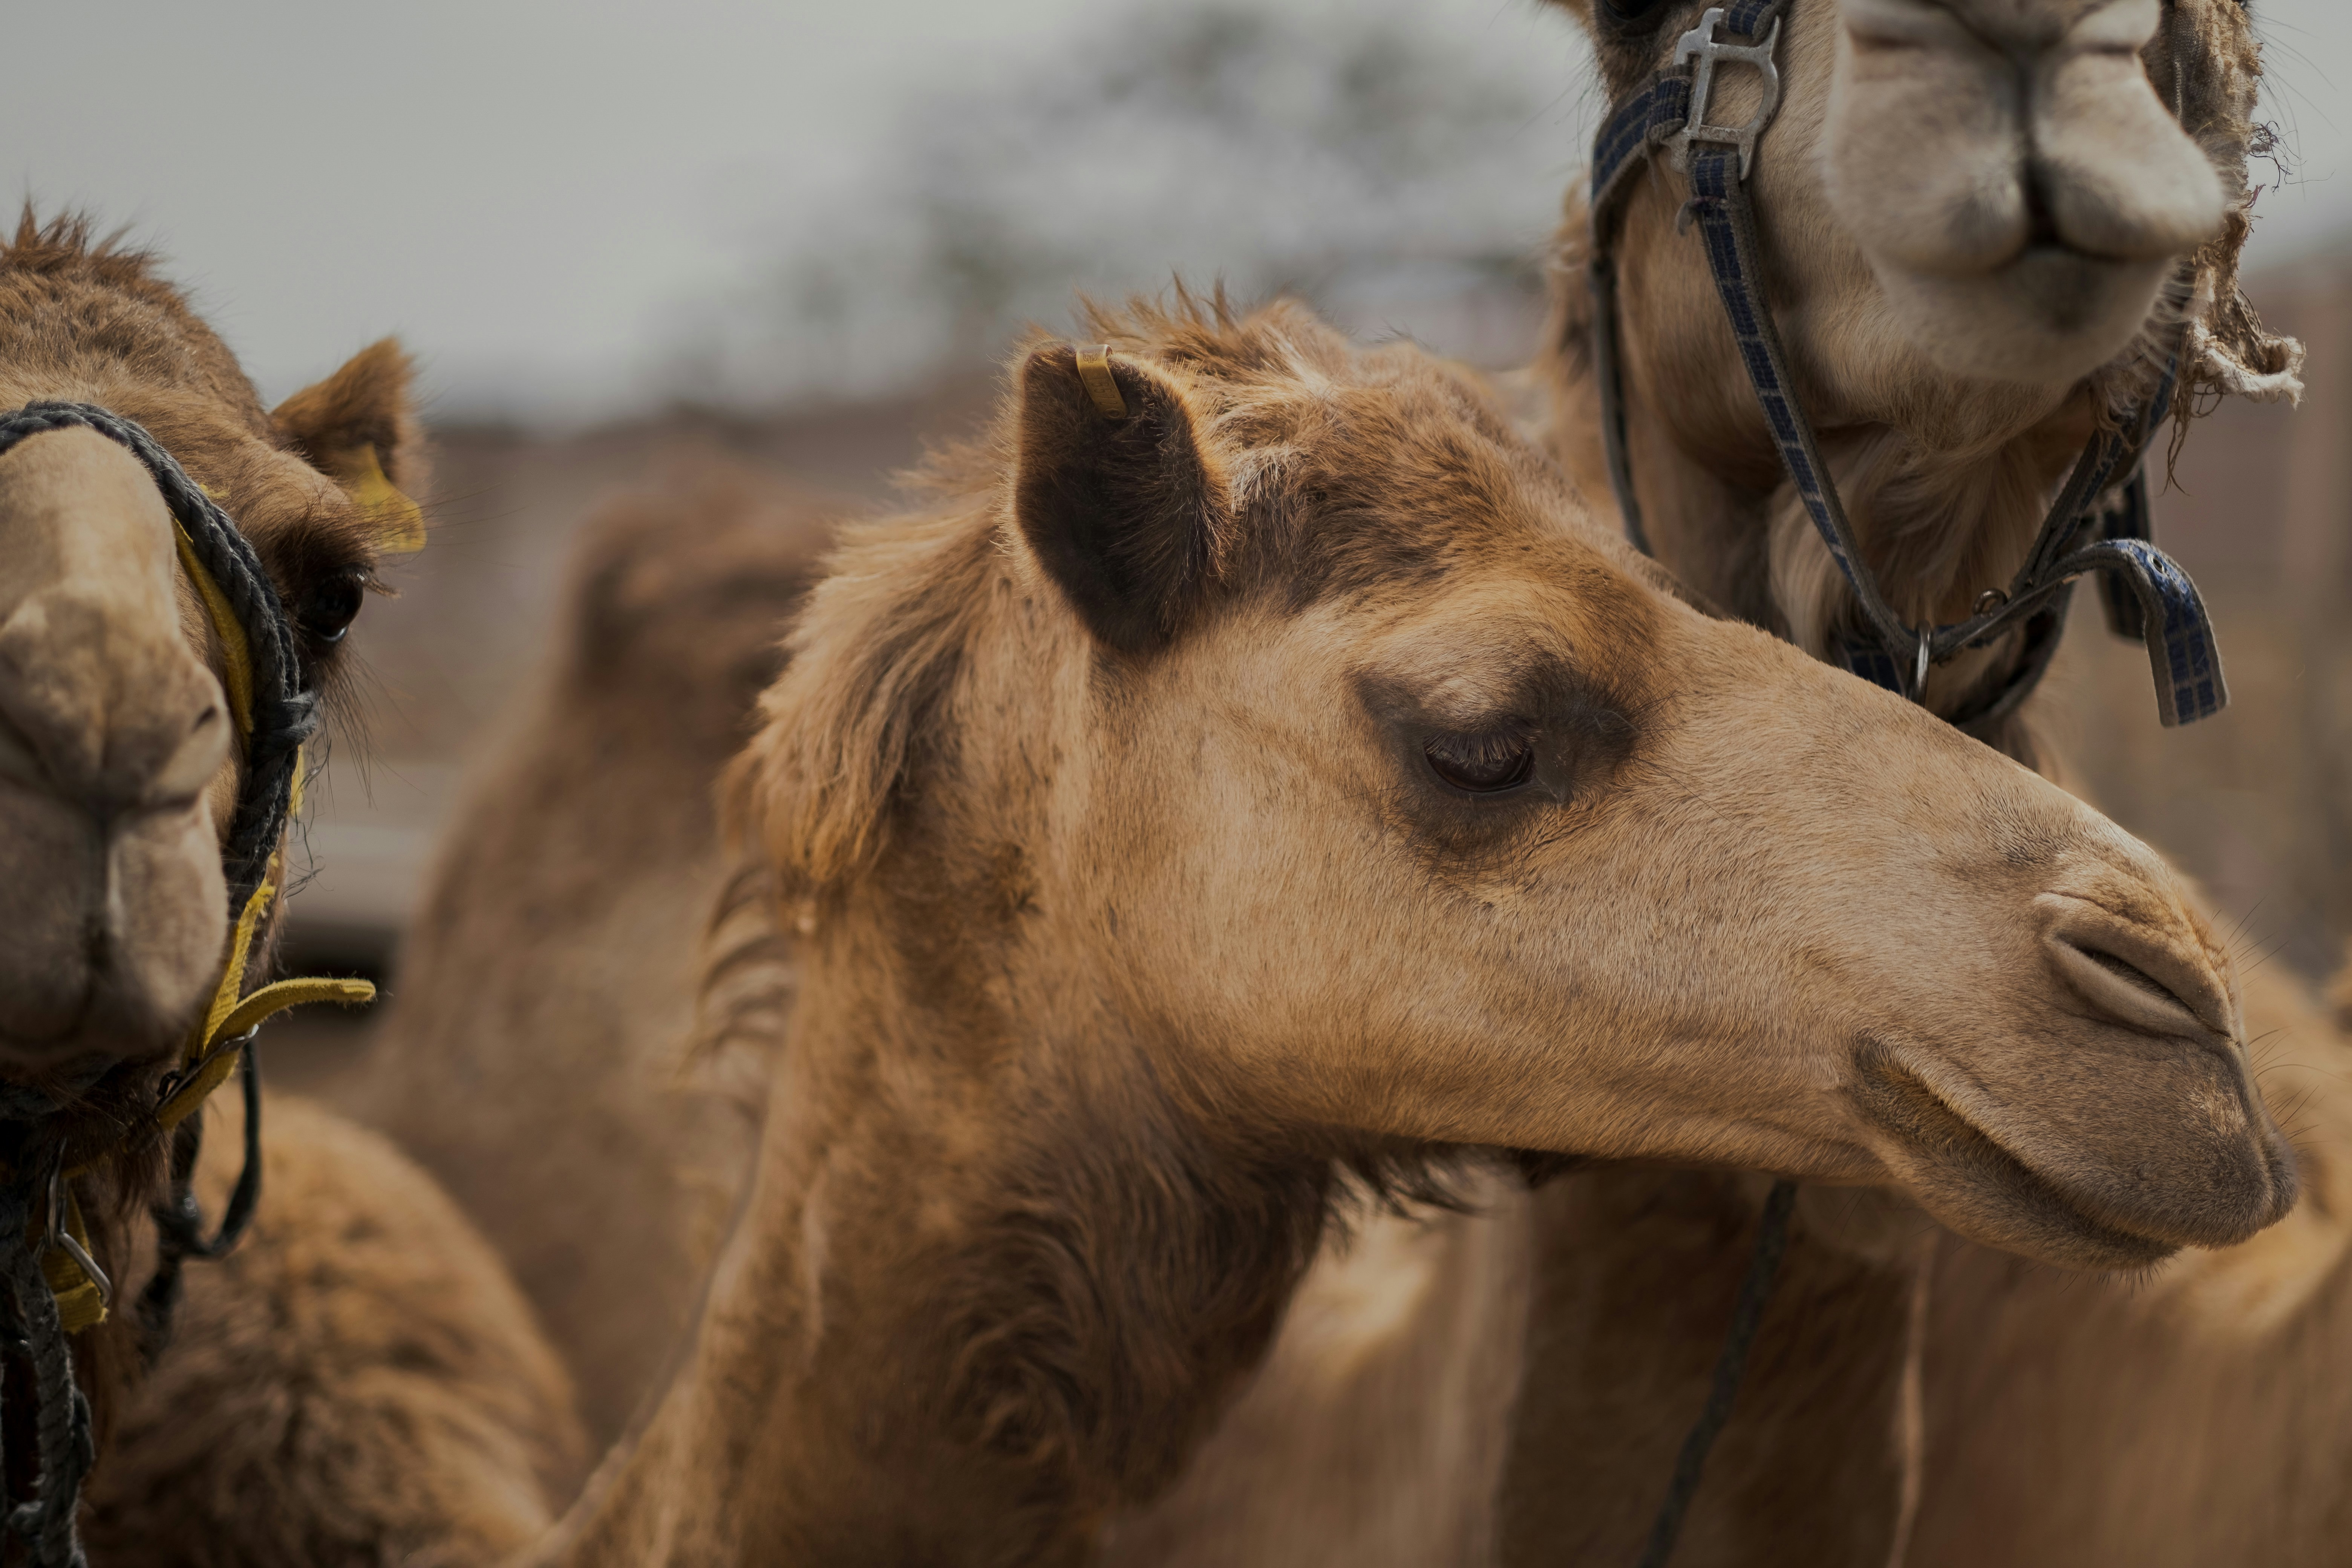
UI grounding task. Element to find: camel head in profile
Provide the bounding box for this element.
[743,297,2293,1276]
[0,213,421,1144]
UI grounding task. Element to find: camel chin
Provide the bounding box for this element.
[1853,1051,2292,1273]
[1867,247,2173,387]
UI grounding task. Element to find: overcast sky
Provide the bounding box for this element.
[5,0,2346,421]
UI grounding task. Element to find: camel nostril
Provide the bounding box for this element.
[2071,943,2195,1017]
[142,697,234,809]
[2049,932,2229,1043]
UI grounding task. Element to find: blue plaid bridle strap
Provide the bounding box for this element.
[1586,2,2226,729]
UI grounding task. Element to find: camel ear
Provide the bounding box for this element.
[1013,343,1227,655]
[271,338,428,556]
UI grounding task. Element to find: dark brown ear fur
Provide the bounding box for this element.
[270,337,424,493]
[1014,345,1226,655]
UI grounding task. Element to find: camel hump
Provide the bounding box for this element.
[557,456,842,747]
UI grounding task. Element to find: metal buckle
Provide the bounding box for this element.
[1669,7,1783,179]
[43,1155,110,1311]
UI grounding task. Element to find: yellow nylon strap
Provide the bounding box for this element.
[173,521,254,737]
[201,878,275,1050]
[153,977,376,1134]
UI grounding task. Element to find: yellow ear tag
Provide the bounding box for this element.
[1073,344,1129,420]
[343,443,426,556]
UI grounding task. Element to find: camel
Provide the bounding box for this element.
[1484,2,2352,1560]
[488,299,2303,1565]
[1109,0,2339,1560]
[0,212,583,1564]
[348,3,2309,1494]
[343,460,834,1442]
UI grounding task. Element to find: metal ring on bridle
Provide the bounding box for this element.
[41,1158,108,1314]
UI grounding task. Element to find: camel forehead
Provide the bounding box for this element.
[1218,364,1609,597]
[0,240,270,438]
[1583,0,2183,95]
[1936,0,2150,40]
[1204,526,1671,732]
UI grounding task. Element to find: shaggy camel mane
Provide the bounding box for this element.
[0,209,426,491]
[1,210,270,434]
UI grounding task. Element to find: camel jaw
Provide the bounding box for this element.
[1863,246,2174,387]
[1847,1040,2298,1272]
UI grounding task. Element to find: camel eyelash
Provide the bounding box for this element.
[1422,724,1538,795]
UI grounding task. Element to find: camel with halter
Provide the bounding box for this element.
[0,213,585,1567]
[1502,3,2352,1562]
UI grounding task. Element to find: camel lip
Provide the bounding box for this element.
[1849,1041,2184,1270]
[0,988,184,1073]
[1881,239,2147,286]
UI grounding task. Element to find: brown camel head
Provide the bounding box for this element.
[1567,0,2281,389]
[0,214,421,1109]
[737,296,2293,1274]
[1547,0,2296,717]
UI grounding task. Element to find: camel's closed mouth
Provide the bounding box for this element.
[1850,1044,2183,1271]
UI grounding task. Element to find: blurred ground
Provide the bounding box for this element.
[265,261,2352,1093]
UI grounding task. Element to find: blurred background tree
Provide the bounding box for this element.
[657,2,1570,409]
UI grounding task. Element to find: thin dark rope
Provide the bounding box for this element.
[0,1187,93,1568]
[136,1043,266,1365]
[1635,1178,1797,1568]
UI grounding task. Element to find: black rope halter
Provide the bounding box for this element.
[1585,5,2228,1562]
[0,401,317,1567]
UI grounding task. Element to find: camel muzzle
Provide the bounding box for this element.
[1847,895,2294,1270]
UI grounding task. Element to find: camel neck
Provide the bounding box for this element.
[1543,331,2090,763]
[535,907,1334,1567]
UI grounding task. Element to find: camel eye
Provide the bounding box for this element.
[300,567,369,647]
[1424,728,1537,795]
[1599,0,1678,28]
